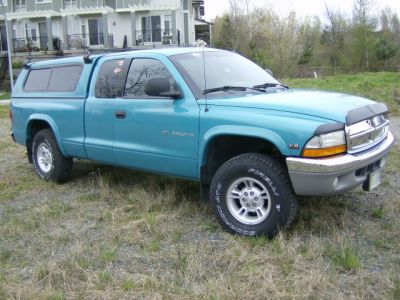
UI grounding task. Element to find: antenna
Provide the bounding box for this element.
[202,45,209,112]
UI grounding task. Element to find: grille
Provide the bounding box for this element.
[346,114,389,154]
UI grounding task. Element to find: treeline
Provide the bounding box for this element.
[211,0,400,78]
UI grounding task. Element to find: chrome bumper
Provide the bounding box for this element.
[286,131,395,196]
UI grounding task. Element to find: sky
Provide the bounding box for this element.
[204,0,400,22]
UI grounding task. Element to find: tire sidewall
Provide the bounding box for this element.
[32,133,55,180]
[211,160,293,237]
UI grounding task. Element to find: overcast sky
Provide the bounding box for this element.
[204,0,400,22]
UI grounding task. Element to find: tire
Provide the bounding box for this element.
[209,153,298,238]
[32,129,73,183]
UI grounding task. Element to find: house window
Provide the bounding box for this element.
[25,24,37,41]
[183,0,188,10]
[64,0,77,9]
[164,15,171,35]
[141,16,161,43]
[15,0,26,6]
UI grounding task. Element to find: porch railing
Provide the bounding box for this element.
[12,37,62,53]
[134,29,180,46]
[67,33,114,50]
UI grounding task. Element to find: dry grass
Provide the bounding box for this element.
[1,113,400,299]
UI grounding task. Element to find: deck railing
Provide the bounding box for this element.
[67,33,114,50]
[134,29,180,46]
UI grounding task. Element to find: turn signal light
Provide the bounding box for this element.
[302,144,347,158]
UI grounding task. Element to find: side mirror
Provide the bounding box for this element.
[144,76,182,99]
[265,69,273,76]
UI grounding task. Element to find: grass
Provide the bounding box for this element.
[0,72,399,298]
[0,105,9,119]
[0,91,11,100]
[283,72,400,116]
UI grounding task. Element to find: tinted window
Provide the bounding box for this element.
[48,65,82,91]
[95,59,130,98]
[125,59,174,97]
[24,68,51,91]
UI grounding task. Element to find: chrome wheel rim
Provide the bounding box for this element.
[226,177,272,225]
[37,142,53,173]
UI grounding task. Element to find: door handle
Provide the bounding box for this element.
[115,110,126,119]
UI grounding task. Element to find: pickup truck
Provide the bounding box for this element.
[10,48,395,238]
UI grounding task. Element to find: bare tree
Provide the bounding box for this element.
[322,1,346,71]
[353,0,376,70]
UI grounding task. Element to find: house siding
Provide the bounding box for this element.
[1,0,207,53]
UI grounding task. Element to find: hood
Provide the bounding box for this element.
[205,89,376,123]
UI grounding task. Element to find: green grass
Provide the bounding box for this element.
[0,91,10,100]
[283,72,400,116]
[327,243,362,271]
[0,105,9,119]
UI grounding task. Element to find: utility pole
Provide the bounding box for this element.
[1,0,14,90]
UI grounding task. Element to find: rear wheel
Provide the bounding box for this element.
[210,153,298,238]
[32,129,72,183]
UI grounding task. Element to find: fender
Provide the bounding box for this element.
[26,114,68,156]
[199,125,289,168]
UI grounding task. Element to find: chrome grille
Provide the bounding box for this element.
[346,114,389,153]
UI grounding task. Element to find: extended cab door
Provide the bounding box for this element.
[112,55,200,179]
[84,57,130,164]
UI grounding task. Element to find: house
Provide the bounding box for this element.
[0,0,210,53]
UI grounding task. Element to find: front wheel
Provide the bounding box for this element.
[210,153,298,238]
[32,129,73,183]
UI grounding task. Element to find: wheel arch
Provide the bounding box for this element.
[26,115,67,159]
[199,126,288,185]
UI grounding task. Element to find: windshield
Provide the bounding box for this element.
[170,51,279,98]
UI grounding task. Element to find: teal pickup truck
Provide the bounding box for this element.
[10,48,395,238]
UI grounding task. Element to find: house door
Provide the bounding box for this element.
[38,22,47,49]
[88,19,102,46]
[141,16,161,43]
[151,16,161,42]
[0,26,7,51]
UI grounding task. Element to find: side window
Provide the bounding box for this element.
[24,68,51,91]
[48,65,82,92]
[24,65,83,92]
[95,59,130,98]
[124,58,174,97]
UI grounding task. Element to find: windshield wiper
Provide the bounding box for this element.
[203,85,266,95]
[253,83,289,89]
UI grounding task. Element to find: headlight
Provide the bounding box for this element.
[302,130,347,158]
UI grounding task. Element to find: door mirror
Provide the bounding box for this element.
[265,69,273,76]
[144,76,182,99]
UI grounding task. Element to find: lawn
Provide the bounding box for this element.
[0,92,11,100]
[0,73,399,299]
[283,72,400,116]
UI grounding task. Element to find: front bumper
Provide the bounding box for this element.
[286,131,395,196]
